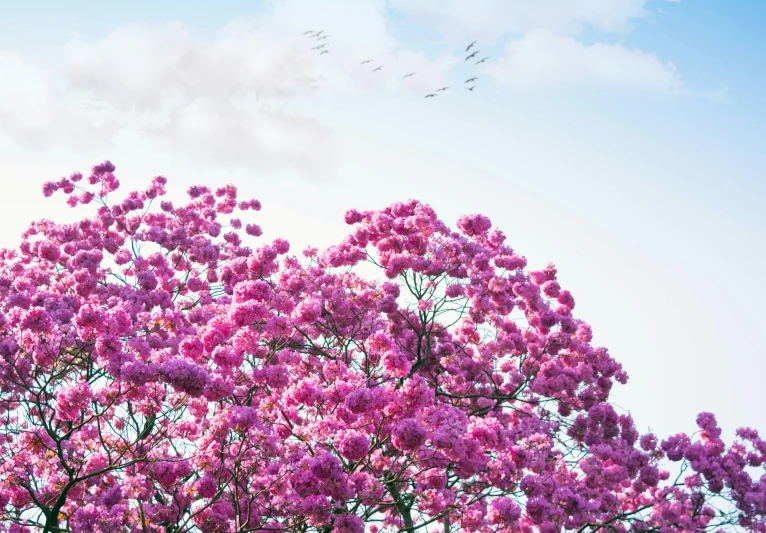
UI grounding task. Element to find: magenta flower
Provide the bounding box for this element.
[160,359,210,397]
[392,419,427,451]
[335,430,371,462]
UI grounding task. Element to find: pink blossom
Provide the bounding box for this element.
[344,388,376,414]
[456,213,492,236]
[234,280,273,302]
[56,382,93,421]
[382,350,412,377]
[38,241,61,262]
[487,497,522,525]
[335,430,370,462]
[136,270,158,290]
[445,284,464,297]
[212,346,243,369]
[160,360,210,397]
[333,514,363,533]
[292,298,322,325]
[196,475,218,498]
[203,377,235,401]
[391,419,427,451]
[21,307,53,333]
[245,223,263,236]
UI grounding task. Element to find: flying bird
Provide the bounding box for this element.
[310,45,323,50]
[465,51,479,61]
[466,86,476,91]
[320,50,329,55]
[317,35,329,41]
[302,30,315,35]
[465,41,476,52]
[475,57,489,64]
[424,93,437,98]
[403,72,416,78]
[436,86,450,92]
[360,59,373,64]
[465,77,478,83]
[373,65,384,72]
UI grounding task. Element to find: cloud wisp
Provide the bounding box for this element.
[387,0,651,42]
[484,30,682,93]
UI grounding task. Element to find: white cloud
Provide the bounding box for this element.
[0,0,457,175]
[141,96,340,176]
[387,0,650,42]
[695,85,728,102]
[59,16,344,176]
[0,51,118,153]
[484,29,681,92]
[0,51,53,140]
[0,0,691,174]
[64,22,197,112]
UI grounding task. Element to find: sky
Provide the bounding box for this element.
[0,0,764,441]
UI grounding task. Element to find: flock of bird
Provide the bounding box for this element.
[301,31,488,99]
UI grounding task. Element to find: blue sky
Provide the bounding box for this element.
[0,0,763,441]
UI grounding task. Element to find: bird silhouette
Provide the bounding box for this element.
[465,77,479,83]
[373,66,384,72]
[403,72,416,78]
[360,59,372,64]
[466,86,476,91]
[465,51,479,61]
[466,41,476,52]
[310,45,323,50]
[317,35,329,41]
[424,93,437,98]
[475,57,489,64]
[436,86,450,92]
[303,31,315,36]
[320,50,329,55]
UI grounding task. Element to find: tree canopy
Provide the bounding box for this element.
[0,162,764,533]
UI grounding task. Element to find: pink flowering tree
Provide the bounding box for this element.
[0,162,764,533]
